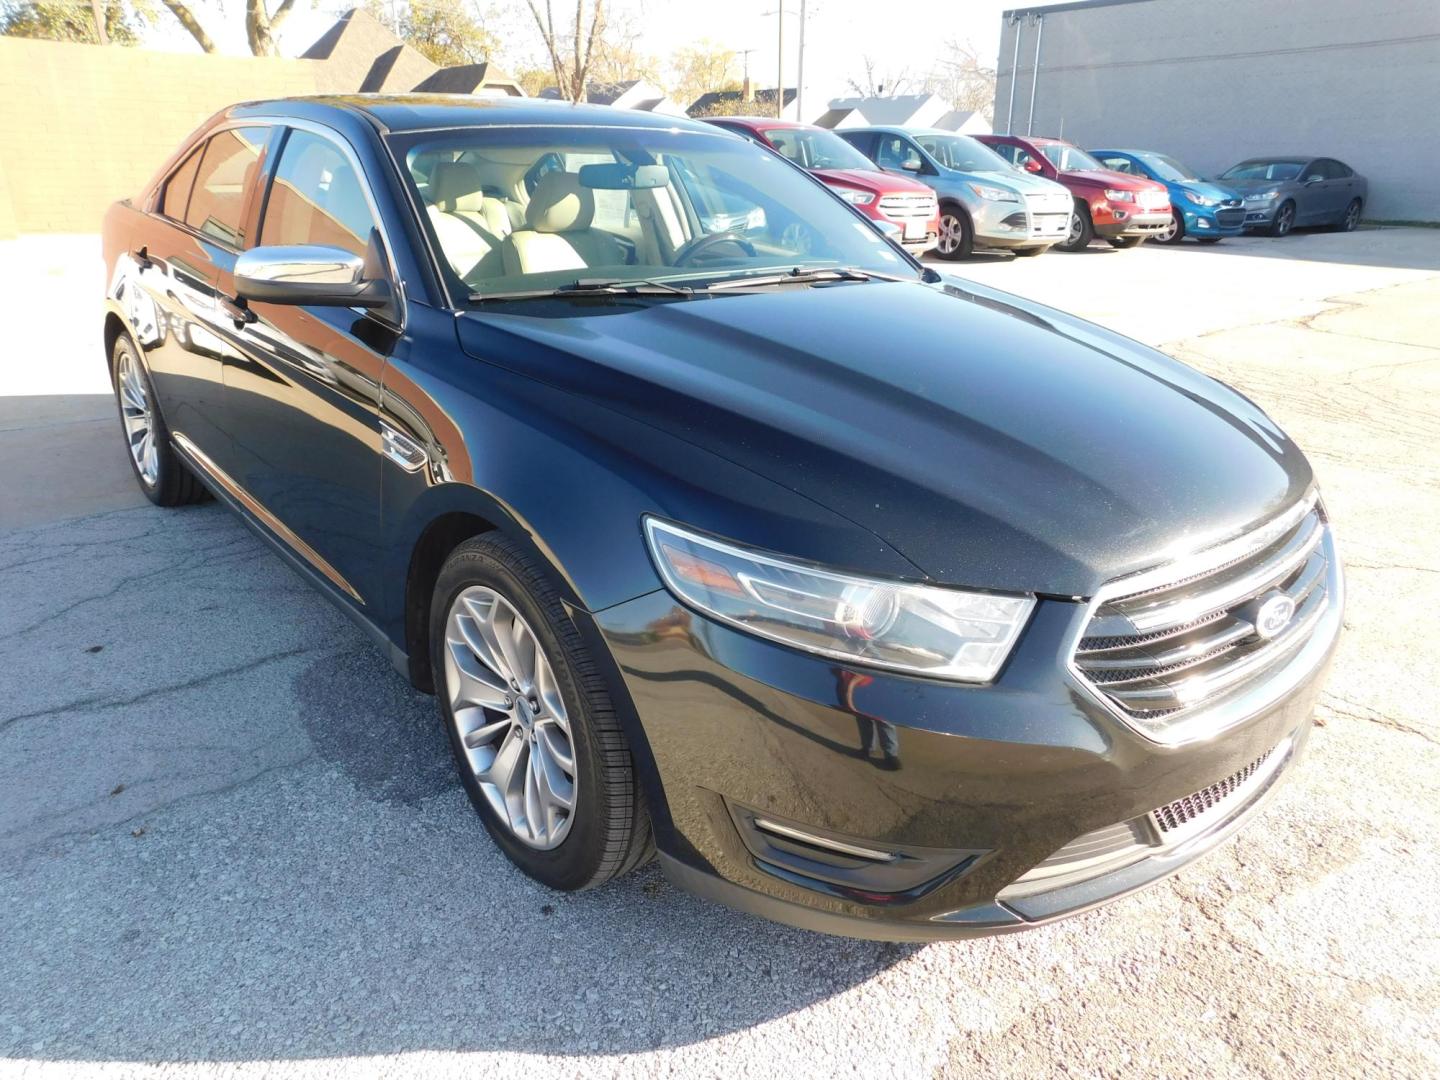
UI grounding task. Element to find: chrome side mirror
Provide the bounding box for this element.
[235,245,391,309]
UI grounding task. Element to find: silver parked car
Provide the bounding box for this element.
[1218,157,1368,237]
[839,126,1073,259]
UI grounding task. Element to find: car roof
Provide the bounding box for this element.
[707,116,809,132]
[227,93,718,135]
[1232,156,1316,164]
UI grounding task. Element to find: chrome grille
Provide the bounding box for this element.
[1025,192,1071,213]
[1137,189,1169,211]
[1073,496,1332,735]
[1152,747,1274,833]
[877,194,936,219]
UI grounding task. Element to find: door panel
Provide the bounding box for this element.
[223,126,394,610]
[131,127,269,471]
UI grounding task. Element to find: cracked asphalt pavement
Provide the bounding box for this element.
[1,228,1437,1078]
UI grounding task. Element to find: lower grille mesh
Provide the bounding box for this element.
[1152,747,1274,833]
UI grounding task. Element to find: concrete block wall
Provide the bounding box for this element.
[993,0,1440,222]
[0,38,322,236]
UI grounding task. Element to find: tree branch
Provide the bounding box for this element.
[160,0,217,53]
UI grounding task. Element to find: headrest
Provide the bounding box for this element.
[526,172,594,233]
[430,162,487,213]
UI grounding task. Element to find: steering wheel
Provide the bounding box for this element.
[673,229,758,266]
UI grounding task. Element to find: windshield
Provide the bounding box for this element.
[1039,142,1105,172]
[1221,159,1304,181]
[1136,152,1199,182]
[911,133,1012,173]
[391,126,912,299]
[759,127,874,172]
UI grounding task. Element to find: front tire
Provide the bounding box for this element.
[1268,200,1296,237]
[110,335,207,507]
[1057,201,1094,252]
[933,204,973,260]
[431,533,653,891]
[1156,211,1185,244]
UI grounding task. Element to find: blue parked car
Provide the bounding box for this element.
[1091,149,1245,245]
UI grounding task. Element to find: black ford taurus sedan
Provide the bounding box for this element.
[101,96,1342,940]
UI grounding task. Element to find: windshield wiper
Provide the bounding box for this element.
[703,266,919,291]
[469,277,700,303]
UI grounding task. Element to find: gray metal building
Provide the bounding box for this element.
[993,0,1440,221]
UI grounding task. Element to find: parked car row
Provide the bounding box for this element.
[706,116,1369,259]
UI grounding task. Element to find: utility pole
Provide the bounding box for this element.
[90,0,109,45]
[776,0,785,119]
[796,0,807,122]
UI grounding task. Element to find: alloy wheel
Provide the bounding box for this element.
[1275,204,1294,236]
[1157,214,1180,243]
[1066,211,1083,245]
[117,348,158,486]
[444,585,577,850]
[937,213,964,255]
[1343,200,1360,231]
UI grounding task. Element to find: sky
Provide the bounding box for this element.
[137,0,1019,110]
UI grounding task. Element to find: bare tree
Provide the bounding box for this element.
[157,0,215,52]
[525,0,605,103]
[845,54,913,98]
[923,39,997,119]
[244,0,295,57]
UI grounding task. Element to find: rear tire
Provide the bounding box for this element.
[1108,236,1146,249]
[431,533,653,891]
[1057,201,1094,252]
[110,335,208,507]
[1335,198,1362,232]
[933,203,973,260]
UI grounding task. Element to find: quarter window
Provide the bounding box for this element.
[261,129,378,258]
[184,127,267,247]
[159,147,202,220]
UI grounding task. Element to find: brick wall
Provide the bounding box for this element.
[0,38,324,236]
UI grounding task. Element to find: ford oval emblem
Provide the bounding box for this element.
[1253,593,1296,640]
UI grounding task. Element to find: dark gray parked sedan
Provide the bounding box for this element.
[1218,157,1367,237]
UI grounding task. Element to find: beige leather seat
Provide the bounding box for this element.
[501,172,625,276]
[426,162,509,280]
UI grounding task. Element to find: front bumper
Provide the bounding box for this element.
[1095,207,1173,239]
[1182,202,1246,237]
[1243,201,1280,227]
[588,554,1343,940]
[971,196,1070,250]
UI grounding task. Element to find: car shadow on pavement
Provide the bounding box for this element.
[0,503,920,1064]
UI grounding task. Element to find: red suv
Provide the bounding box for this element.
[707,117,940,256]
[978,134,1171,252]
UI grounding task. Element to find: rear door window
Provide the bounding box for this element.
[184,127,267,247]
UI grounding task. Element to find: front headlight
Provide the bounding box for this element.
[1182,190,1217,207]
[644,519,1035,682]
[1104,188,1135,203]
[968,183,1019,202]
[832,187,876,206]
[1246,190,1279,202]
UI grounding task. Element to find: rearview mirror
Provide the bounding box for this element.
[578,163,669,189]
[234,245,392,309]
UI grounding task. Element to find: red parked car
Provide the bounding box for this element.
[706,117,940,256]
[977,134,1171,252]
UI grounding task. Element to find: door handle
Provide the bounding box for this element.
[219,295,255,328]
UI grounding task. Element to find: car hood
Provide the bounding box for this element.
[812,167,931,196]
[1177,180,1242,201]
[1063,169,1164,191]
[1217,177,1294,194]
[455,281,1311,596]
[976,169,1069,196]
